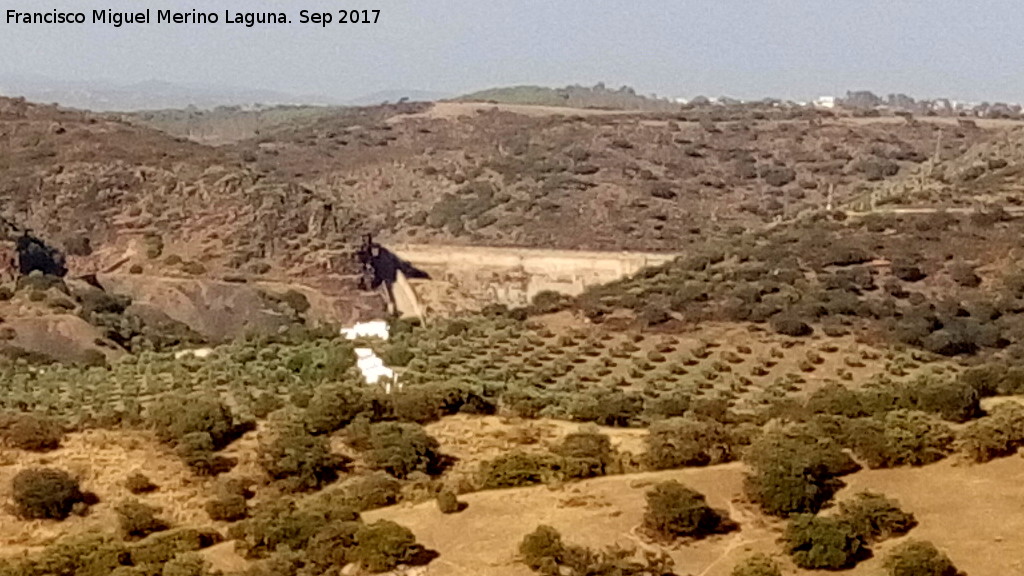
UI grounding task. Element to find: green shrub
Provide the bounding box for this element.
[642,481,733,540]
[770,316,813,337]
[517,524,676,576]
[848,411,954,468]
[148,393,236,448]
[160,552,212,576]
[907,377,980,423]
[258,423,348,491]
[175,432,236,476]
[957,401,1024,462]
[437,489,463,514]
[743,426,858,517]
[128,528,222,566]
[0,534,129,576]
[838,491,916,542]
[351,421,443,478]
[565,389,643,427]
[382,342,415,367]
[302,520,362,572]
[204,493,248,522]
[227,500,343,559]
[806,383,868,418]
[339,473,403,511]
[531,291,568,314]
[0,413,63,452]
[479,451,561,489]
[11,468,84,520]
[302,383,368,435]
[115,500,170,541]
[883,540,961,576]
[644,417,733,469]
[519,525,566,573]
[553,430,614,478]
[392,382,493,424]
[125,472,158,495]
[643,389,691,419]
[350,520,418,573]
[731,554,782,576]
[783,514,866,570]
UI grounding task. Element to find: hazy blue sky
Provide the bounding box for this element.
[1,0,1020,101]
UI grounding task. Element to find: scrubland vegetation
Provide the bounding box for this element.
[6,94,1024,575]
[0,297,1006,574]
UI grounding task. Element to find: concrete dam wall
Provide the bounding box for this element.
[391,244,679,315]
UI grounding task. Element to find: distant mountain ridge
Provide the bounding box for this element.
[0,74,342,111]
[345,89,451,106]
[0,73,451,112]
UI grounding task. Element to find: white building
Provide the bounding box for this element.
[813,96,837,109]
[343,321,400,393]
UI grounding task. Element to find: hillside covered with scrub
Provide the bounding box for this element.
[3,93,1024,575]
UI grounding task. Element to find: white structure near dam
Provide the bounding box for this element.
[341,320,400,393]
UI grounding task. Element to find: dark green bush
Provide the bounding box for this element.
[115,500,170,541]
[339,473,403,511]
[303,520,362,572]
[258,423,348,491]
[227,500,334,559]
[382,342,415,367]
[204,493,249,522]
[883,540,961,576]
[519,525,566,573]
[11,468,84,520]
[565,389,643,427]
[0,534,129,576]
[806,383,869,418]
[0,413,63,452]
[770,316,813,337]
[730,554,782,576]
[642,481,734,540]
[392,382,494,424]
[351,421,443,478]
[175,432,236,476]
[907,377,980,423]
[128,527,222,566]
[644,417,733,469]
[350,520,418,573]
[531,290,569,314]
[437,489,463,514]
[847,411,954,468]
[783,514,866,570]
[838,491,916,542]
[148,393,235,448]
[743,426,858,517]
[643,389,691,420]
[957,401,1024,462]
[160,552,213,576]
[518,525,676,576]
[479,451,561,489]
[553,430,614,478]
[125,472,158,495]
[303,383,368,435]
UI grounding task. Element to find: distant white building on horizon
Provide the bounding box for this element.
[813,96,837,109]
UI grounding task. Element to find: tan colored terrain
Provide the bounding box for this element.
[367,456,1024,576]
